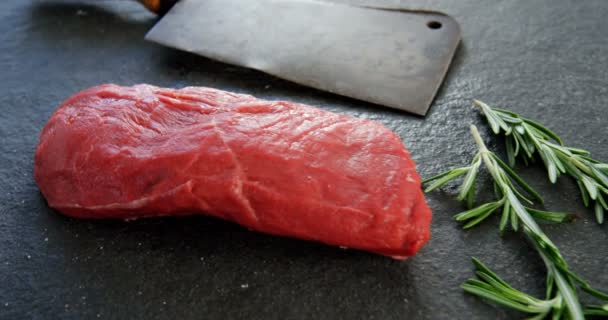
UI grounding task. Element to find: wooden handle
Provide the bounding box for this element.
[137,0,179,14]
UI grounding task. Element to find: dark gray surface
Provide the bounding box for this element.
[0,1,607,319]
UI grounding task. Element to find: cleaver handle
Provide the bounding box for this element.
[136,0,179,14]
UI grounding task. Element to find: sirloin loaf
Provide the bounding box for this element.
[34,84,431,259]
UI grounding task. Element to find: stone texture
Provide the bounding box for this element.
[0,0,606,319]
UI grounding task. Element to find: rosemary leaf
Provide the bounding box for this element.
[475,100,608,224]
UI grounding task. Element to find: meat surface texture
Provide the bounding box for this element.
[34,84,432,259]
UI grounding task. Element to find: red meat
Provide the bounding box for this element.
[34,84,431,259]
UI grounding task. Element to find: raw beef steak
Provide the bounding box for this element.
[34,84,431,259]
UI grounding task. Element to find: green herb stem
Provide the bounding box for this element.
[474,100,608,223]
[423,123,608,319]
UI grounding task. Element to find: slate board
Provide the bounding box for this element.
[0,0,607,319]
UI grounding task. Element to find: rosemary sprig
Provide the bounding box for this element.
[461,255,561,319]
[424,125,608,319]
[424,126,573,234]
[463,227,608,320]
[475,100,608,223]
[463,228,608,319]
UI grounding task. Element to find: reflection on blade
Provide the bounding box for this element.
[146,0,461,115]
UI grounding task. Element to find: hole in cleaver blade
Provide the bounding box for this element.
[145,0,461,116]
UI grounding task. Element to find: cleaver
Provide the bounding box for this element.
[137,0,460,116]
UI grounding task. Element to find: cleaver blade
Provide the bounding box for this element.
[145,0,461,116]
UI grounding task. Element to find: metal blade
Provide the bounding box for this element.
[145,0,461,115]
